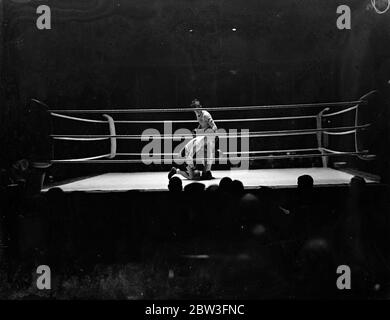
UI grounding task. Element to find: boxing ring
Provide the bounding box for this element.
[33,91,379,192]
[42,168,377,192]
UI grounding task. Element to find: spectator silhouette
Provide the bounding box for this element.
[289,175,317,240]
[289,174,315,211]
[168,177,183,193]
[231,180,244,196]
[206,184,219,193]
[349,176,366,200]
[46,187,65,203]
[297,174,314,193]
[219,177,233,193]
[184,182,205,193]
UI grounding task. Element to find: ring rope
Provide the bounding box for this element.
[322,147,356,154]
[50,114,318,124]
[220,148,319,155]
[50,151,370,164]
[53,154,112,163]
[185,151,369,162]
[56,137,111,142]
[118,153,179,157]
[322,105,358,118]
[51,112,107,124]
[112,115,318,124]
[323,148,374,160]
[323,129,357,136]
[51,124,370,140]
[323,147,374,161]
[42,91,377,166]
[116,148,320,157]
[48,100,364,114]
[52,132,316,140]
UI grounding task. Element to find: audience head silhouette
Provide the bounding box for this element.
[184,182,205,193]
[219,177,233,193]
[206,184,219,193]
[297,175,314,191]
[47,187,64,199]
[168,177,183,192]
[231,180,245,195]
[350,176,366,192]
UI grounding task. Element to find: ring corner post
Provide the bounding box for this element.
[354,90,376,157]
[103,114,117,159]
[316,108,329,168]
[27,99,53,194]
[359,90,378,102]
[30,98,54,160]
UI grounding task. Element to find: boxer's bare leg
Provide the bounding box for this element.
[169,136,206,180]
[177,165,201,180]
[201,138,214,180]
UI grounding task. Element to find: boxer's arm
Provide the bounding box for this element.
[193,115,202,134]
[204,112,217,132]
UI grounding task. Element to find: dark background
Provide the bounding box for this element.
[0,1,390,300]
[0,0,389,179]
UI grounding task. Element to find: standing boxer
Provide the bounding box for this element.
[169,99,218,180]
